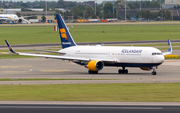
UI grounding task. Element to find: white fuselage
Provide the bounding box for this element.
[0,14,19,22]
[59,45,164,67]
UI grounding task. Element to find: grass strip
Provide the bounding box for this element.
[1,24,180,45]
[0,78,120,81]
[0,83,180,102]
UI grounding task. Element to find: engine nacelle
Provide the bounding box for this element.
[18,19,22,23]
[87,60,104,71]
[140,67,152,71]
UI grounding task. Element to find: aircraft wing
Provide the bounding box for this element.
[162,39,172,56]
[5,40,115,62]
[31,49,66,54]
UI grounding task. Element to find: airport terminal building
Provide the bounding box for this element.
[163,0,180,9]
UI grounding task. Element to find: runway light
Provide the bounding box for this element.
[165,55,178,58]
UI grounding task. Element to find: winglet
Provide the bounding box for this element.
[168,39,172,53]
[5,40,16,53]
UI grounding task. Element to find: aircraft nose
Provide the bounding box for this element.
[153,55,164,63]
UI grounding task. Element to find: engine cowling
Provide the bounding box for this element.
[18,19,22,23]
[140,67,152,71]
[87,60,104,71]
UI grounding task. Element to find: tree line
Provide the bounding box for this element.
[136,10,171,20]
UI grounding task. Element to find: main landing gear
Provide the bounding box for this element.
[151,66,157,75]
[88,70,98,74]
[118,67,128,74]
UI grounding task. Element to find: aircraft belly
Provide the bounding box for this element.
[104,62,162,67]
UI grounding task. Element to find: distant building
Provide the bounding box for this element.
[28,8,44,12]
[4,9,21,14]
[165,0,180,5]
[163,0,180,9]
[55,8,66,12]
[77,1,95,7]
[19,11,55,16]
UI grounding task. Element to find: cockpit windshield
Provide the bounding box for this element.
[152,53,162,55]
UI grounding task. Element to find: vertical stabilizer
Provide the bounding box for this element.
[56,14,76,49]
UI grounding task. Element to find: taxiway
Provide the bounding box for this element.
[0,58,179,84]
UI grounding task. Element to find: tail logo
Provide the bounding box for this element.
[8,46,12,50]
[60,28,67,40]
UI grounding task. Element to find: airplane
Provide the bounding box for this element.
[0,14,30,24]
[5,14,172,75]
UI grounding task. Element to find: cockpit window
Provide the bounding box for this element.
[152,53,162,55]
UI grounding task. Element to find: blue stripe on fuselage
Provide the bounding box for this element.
[104,63,162,67]
[73,61,162,68]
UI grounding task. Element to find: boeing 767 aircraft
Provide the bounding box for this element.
[5,14,172,75]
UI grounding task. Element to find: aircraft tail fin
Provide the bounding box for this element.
[162,39,172,55]
[56,14,76,49]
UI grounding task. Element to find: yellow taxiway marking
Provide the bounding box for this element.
[39,70,69,72]
[0,65,33,68]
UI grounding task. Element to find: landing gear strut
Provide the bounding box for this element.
[151,66,157,75]
[88,70,98,74]
[118,67,128,74]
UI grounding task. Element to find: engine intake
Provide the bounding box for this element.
[18,19,22,23]
[87,60,104,71]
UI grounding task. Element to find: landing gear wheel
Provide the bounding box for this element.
[151,66,157,75]
[88,70,92,74]
[118,69,122,74]
[151,72,156,75]
[88,70,98,74]
[125,69,128,74]
[118,69,128,74]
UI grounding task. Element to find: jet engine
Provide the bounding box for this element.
[140,67,152,71]
[87,60,104,71]
[18,19,22,23]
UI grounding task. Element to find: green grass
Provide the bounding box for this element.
[110,43,180,47]
[1,24,180,45]
[0,83,180,102]
[157,47,180,50]
[0,78,118,81]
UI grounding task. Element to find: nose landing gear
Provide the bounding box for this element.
[118,67,128,74]
[151,66,157,75]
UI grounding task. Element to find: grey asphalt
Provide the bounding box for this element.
[0,104,180,113]
[0,58,180,84]
[1,40,180,48]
